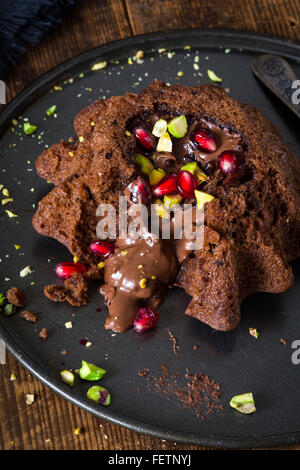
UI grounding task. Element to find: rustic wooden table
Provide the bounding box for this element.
[1,0,299,451]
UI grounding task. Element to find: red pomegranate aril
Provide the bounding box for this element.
[152,174,178,197]
[55,262,87,279]
[194,130,217,153]
[90,240,115,258]
[133,127,156,150]
[131,177,152,205]
[177,170,198,198]
[133,307,160,333]
[218,150,239,174]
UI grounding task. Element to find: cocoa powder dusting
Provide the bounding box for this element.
[139,366,223,420]
[167,328,180,355]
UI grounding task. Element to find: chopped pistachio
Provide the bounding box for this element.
[2,188,10,197]
[87,385,110,406]
[164,194,182,209]
[73,255,80,263]
[26,394,35,405]
[230,393,256,414]
[60,370,75,387]
[10,374,16,381]
[125,130,132,137]
[78,136,84,142]
[194,190,214,210]
[91,61,107,71]
[193,63,200,71]
[149,168,166,186]
[69,151,75,157]
[5,210,18,218]
[46,105,57,117]
[249,327,259,339]
[225,48,231,54]
[74,427,82,435]
[154,198,169,219]
[97,261,105,270]
[156,132,172,152]
[195,168,208,184]
[0,184,3,191]
[151,275,157,280]
[3,303,16,316]
[23,122,37,135]
[0,294,6,306]
[65,321,73,329]
[135,154,154,176]
[20,266,32,277]
[139,278,147,289]
[207,69,223,83]
[14,244,21,250]
[184,45,191,50]
[90,121,95,126]
[121,250,128,256]
[2,198,13,206]
[180,161,199,174]
[177,70,184,77]
[53,85,62,90]
[79,360,106,381]
[168,115,188,138]
[12,119,18,126]
[86,341,93,348]
[152,119,168,137]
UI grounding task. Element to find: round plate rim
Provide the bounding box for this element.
[1,28,300,449]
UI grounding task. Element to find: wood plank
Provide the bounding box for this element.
[125,0,300,40]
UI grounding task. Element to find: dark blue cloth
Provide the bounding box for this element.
[0,0,77,78]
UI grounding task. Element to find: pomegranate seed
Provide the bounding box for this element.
[131,177,152,205]
[177,170,198,198]
[218,151,239,174]
[55,262,87,279]
[134,307,160,333]
[152,174,178,197]
[90,240,115,258]
[193,130,217,153]
[133,127,156,150]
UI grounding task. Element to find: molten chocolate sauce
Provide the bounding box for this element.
[99,116,244,332]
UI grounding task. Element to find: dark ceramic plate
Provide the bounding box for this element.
[0,29,300,448]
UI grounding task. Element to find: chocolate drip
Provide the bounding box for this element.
[100,115,245,333]
[174,118,243,169]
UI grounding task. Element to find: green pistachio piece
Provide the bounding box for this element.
[79,360,106,381]
[135,154,154,175]
[87,385,110,406]
[46,105,57,117]
[156,132,172,152]
[0,294,6,307]
[3,303,16,316]
[194,190,214,210]
[153,199,169,219]
[23,122,37,135]
[60,370,75,387]
[164,194,182,209]
[180,162,199,175]
[230,393,256,414]
[167,115,188,138]
[207,69,223,83]
[149,168,166,186]
[152,119,168,137]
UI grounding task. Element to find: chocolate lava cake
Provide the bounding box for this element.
[32,81,300,333]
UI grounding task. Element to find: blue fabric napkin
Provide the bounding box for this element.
[0,0,77,78]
